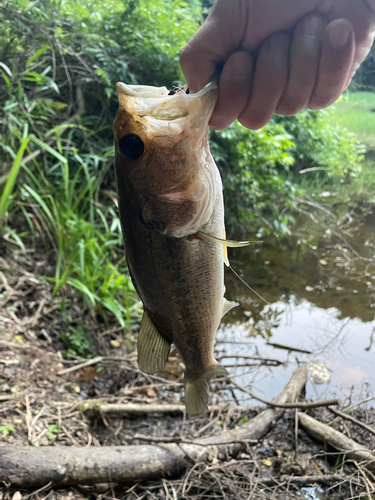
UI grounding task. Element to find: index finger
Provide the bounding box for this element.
[180,1,248,92]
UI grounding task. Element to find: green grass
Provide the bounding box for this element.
[328,91,375,149]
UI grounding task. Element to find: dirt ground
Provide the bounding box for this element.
[1,253,375,500]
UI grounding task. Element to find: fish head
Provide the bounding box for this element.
[114,82,220,237]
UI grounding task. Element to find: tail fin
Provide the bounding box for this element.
[184,364,228,418]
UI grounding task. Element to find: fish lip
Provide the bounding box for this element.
[116,81,218,101]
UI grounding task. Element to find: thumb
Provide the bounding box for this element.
[180,0,248,92]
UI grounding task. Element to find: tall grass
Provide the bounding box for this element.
[0,63,142,332]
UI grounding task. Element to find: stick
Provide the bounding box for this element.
[0,367,308,488]
[57,357,103,375]
[253,474,343,487]
[298,412,375,471]
[266,342,312,354]
[229,378,341,409]
[329,407,375,437]
[80,402,253,415]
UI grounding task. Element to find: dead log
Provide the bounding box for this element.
[0,366,307,489]
[298,412,375,471]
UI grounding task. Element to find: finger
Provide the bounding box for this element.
[180,0,248,93]
[209,51,254,130]
[276,14,326,115]
[239,32,290,130]
[309,19,355,110]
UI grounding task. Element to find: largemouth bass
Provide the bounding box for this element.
[113,82,247,417]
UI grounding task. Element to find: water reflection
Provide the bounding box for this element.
[219,226,375,405]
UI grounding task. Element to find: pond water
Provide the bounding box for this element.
[217,213,375,407]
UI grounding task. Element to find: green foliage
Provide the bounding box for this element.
[60,325,94,358]
[353,43,375,91]
[210,108,364,237]
[45,424,62,441]
[275,108,365,178]
[0,425,15,438]
[211,122,299,237]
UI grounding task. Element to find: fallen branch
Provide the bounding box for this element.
[251,474,343,487]
[229,378,341,410]
[266,342,312,354]
[0,366,307,488]
[80,402,253,416]
[329,407,375,437]
[298,412,375,471]
[57,356,104,375]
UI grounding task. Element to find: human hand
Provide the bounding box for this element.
[180,0,375,130]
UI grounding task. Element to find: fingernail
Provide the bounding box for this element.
[304,16,322,37]
[328,21,350,49]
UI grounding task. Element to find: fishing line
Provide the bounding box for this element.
[228,265,270,306]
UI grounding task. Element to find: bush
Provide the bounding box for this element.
[211,122,298,237]
[274,108,365,178]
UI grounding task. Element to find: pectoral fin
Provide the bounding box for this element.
[184,363,228,418]
[223,228,229,266]
[199,231,262,248]
[222,298,239,317]
[137,310,171,375]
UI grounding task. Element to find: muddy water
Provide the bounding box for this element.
[218,214,375,406]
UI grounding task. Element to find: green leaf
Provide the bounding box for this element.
[0,62,12,77]
[1,72,12,92]
[66,278,97,306]
[98,297,126,328]
[0,137,30,221]
[0,425,16,438]
[29,135,67,164]
[26,45,51,68]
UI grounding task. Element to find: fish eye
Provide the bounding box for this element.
[118,134,145,161]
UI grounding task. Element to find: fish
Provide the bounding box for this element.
[113,81,252,417]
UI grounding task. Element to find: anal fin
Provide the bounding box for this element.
[137,310,171,375]
[184,363,228,418]
[222,297,239,317]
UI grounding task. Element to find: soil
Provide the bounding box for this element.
[1,252,375,499]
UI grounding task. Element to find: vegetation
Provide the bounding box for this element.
[353,43,375,92]
[327,92,375,149]
[0,0,371,337]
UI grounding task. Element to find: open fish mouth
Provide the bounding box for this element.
[114,81,220,238]
[115,81,218,139]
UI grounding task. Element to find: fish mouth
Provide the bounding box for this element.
[115,81,218,138]
[115,81,220,238]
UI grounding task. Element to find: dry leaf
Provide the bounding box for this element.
[147,388,156,398]
[262,459,272,467]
